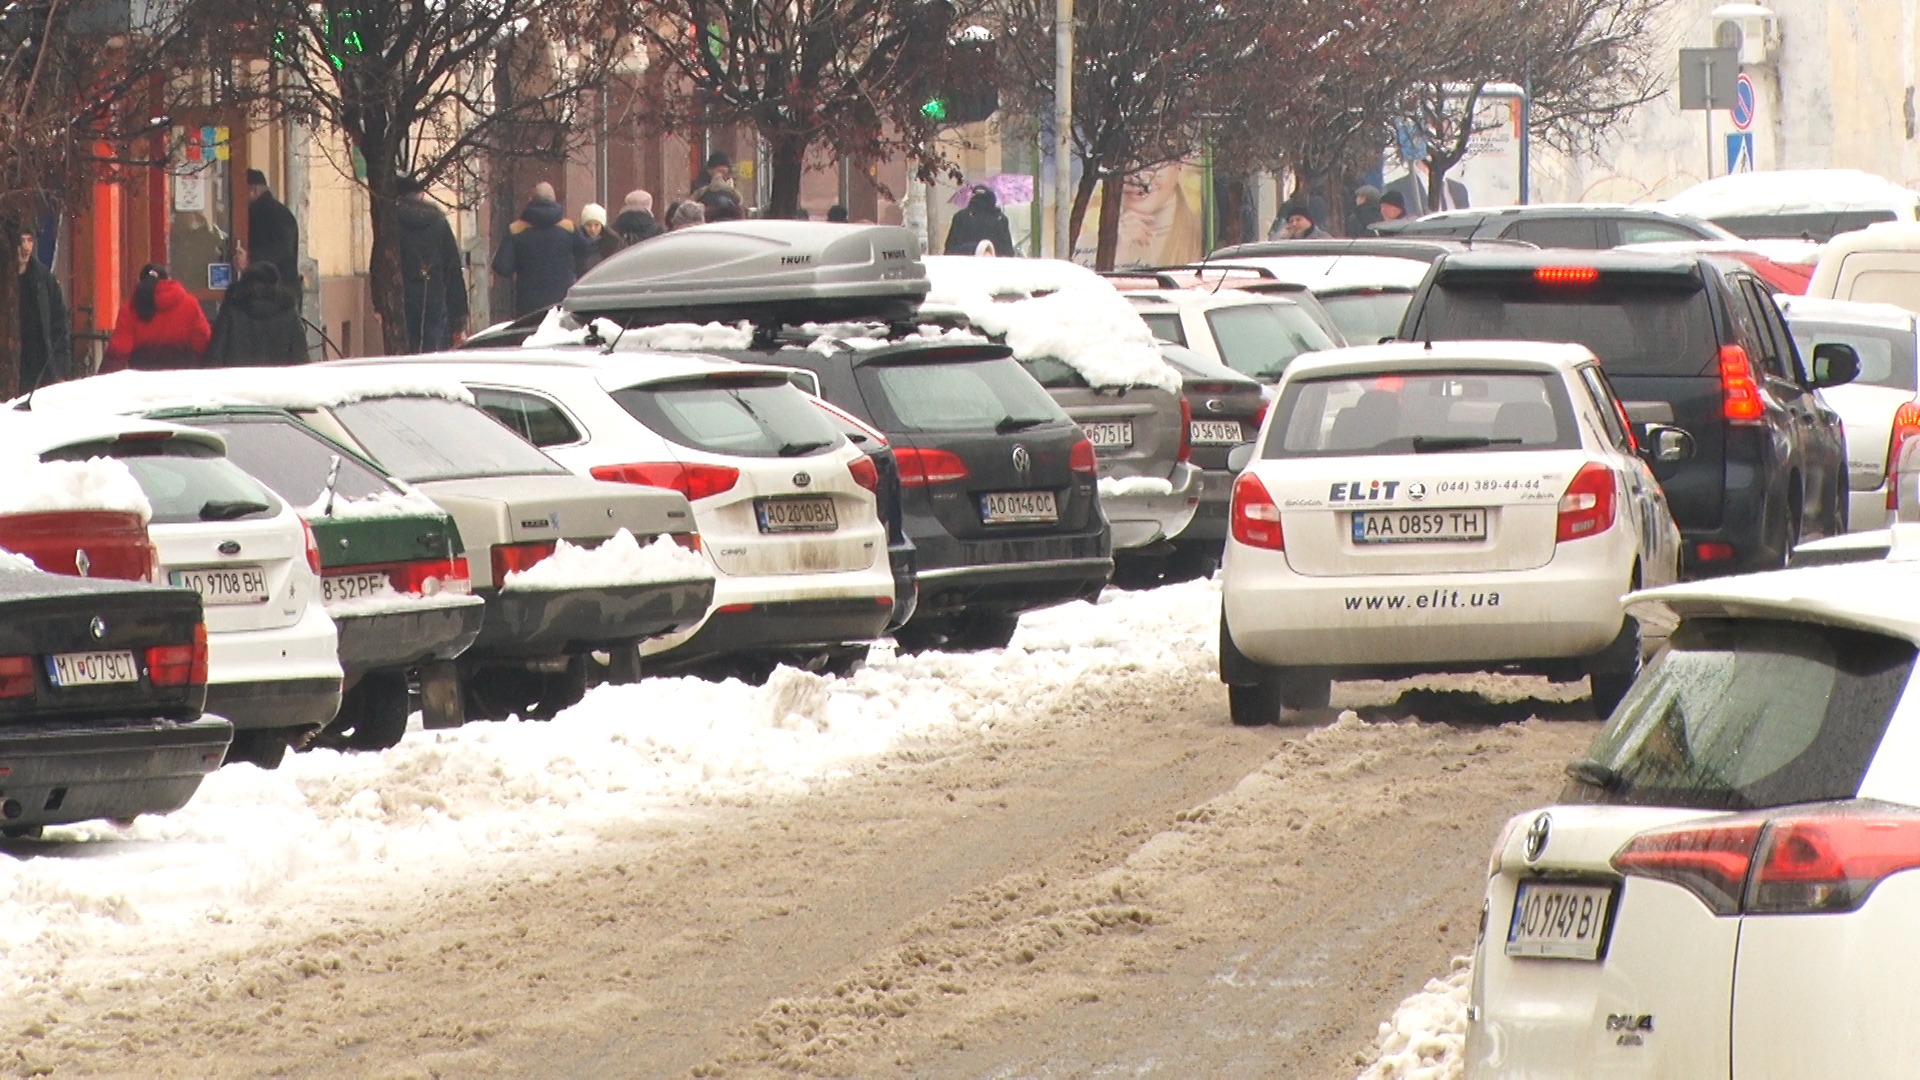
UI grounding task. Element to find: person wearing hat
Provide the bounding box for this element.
[577,202,620,273]
[690,151,738,203]
[206,261,308,366]
[614,190,665,245]
[1378,190,1409,223]
[244,168,300,283]
[943,186,1018,257]
[395,176,468,352]
[1348,185,1385,237]
[1269,199,1332,240]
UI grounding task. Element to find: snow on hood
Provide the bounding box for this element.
[27,367,474,416]
[0,456,151,521]
[303,486,444,522]
[1659,169,1920,219]
[922,256,1182,393]
[500,528,712,592]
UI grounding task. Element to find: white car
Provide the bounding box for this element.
[1218,341,1683,725]
[1777,295,1919,531]
[1468,534,1920,1077]
[23,411,342,768]
[346,351,895,679]
[1207,252,1436,344]
[1124,289,1340,386]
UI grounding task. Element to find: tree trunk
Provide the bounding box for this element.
[1094,173,1123,270]
[767,134,808,219]
[362,157,411,356]
[1066,162,1100,258]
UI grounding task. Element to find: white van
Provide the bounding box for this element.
[1808,222,1920,314]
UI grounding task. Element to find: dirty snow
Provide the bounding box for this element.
[26,366,474,416]
[0,456,151,520]
[501,528,712,591]
[1099,475,1176,499]
[304,486,445,522]
[1659,169,1920,220]
[1357,958,1472,1080]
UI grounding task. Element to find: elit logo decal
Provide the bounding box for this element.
[1328,480,1401,503]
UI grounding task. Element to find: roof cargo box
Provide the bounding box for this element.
[564,222,929,328]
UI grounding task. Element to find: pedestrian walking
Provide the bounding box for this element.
[395,177,469,353]
[578,203,620,273]
[102,264,211,372]
[1269,199,1332,240]
[206,262,308,366]
[944,187,1017,257]
[18,231,69,391]
[245,168,300,282]
[490,181,588,317]
[1348,185,1385,237]
[614,190,665,245]
[698,188,745,223]
[1379,190,1408,223]
[690,151,737,203]
[668,201,706,231]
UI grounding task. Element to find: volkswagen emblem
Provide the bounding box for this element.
[74,549,91,577]
[89,616,107,640]
[1205,398,1226,413]
[1407,482,1428,502]
[1524,813,1552,863]
[1011,445,1032,474]
[792,471,812,488]
[217,540,242,556]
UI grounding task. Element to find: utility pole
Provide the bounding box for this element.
[1052,0,1073,258]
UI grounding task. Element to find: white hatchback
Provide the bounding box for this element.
[1219,341,1683,724]
[1777,295,1920,531]
[1469,540,1920,1077]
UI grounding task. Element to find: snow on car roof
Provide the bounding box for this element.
[1207,255,1432,293]
[515,306,760,352]
[1617,238,1825,266]
[1280,340,1596,379]
[1776,295,1919,331]
[1631,533,1920,646]
[921,256,1182,393]
[1123,289,1305,313]
[0,408,219,454]
[336,351,802,393]
[1659,169,1920,219]
[27,367,474,417]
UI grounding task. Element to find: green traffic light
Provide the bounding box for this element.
[921,98,949,122]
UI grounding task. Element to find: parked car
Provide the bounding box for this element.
[0,550,229,838]
[30,369,715,724]
[1125,288,1339,385]
[1467,541,1920,1077]
[0,427,157,583]
[1100,267,1349,344]
[1152,344,1265,581]
[1658,168,1920,242]
[1805,221,1920,313]
[1400,249,1857,575]
[335,352,895,682]
[1205,239,1493,344]
[1776,296,1920,532]
[1372,204,1736,248]
[808,394,918,632]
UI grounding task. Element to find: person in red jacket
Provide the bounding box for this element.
[103,264,211,372]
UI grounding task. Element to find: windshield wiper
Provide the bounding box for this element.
[996,415,1050,434]
[199,499,273,521]
[1564,758,1623,792]
[777,440,835,457]
[1412,436,1525,454]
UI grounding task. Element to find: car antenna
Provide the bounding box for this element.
[602,320,628,355]
[321,454,342,517]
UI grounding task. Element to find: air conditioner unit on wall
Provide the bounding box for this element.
[1711,3,1781,65]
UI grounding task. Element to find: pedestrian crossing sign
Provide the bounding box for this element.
[1726,132,1755,174]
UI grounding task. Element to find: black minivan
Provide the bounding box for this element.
[1400,250,1858,575]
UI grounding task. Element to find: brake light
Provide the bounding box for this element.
[671,532,702,553]
[491,541,557,583]
[1696,541,1736,562]
[391,557,471,596]
[1613,820,1763,916]
[1178,398,1193,463]
[1613,807,1920,917]
[146,623,209,688]
[301,519,323,575]
[0,655,33,698]
[1719,345,1765,423]
[1069,439,1097,475]
[1229,472,1283,549]
[847,455,879,493]
[1535,266,1600,286]
[1888,402,1920,511]
[590,462,741,501]
[1555,463,1617,543]
[1253,400,1270,433]
[894,448,970,486]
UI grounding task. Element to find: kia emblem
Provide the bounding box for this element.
[793,471,812,488]
[1524,813,1552,862]
[217,540,242,557]
[89,616,107,640]
[1011,445,1032,473]
[74,549,91,577]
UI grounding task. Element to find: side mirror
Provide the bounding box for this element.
[1641,424,1695,464]
[1227,444,1257,472]
[1812,342,1861,388]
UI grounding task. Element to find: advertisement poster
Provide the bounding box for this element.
[1075,160,1206,268]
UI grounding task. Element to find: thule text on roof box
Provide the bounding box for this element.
[564,222,930,331]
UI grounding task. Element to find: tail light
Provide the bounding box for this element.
[590,462,741,501]
[1535,266,1600,286]
[1178,398,1193,463]
[1229,472,1283,550]
[895,448,970,486]
[1719,345,1765,423]
[1613,805,1920,916]
[0,655,33,698]
[1887,401,1920,511]
[671,532,702,553]
[301,519,323,575]
[391,557,471,596]
[1069,439,1097,476]
[1556,463,1617,543]
[847,455,880,493]
[1696,541,1737,562]
[146,623,209,688]
[491,541,557,584]
[1253,400,1270,434]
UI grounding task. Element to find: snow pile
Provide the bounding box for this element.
[804,324,986,355]
[923,256,1182,393]
[28,367,474,417]
[1659,169,1920,220]
[1099,475,1175,499]
[0,456,150,520]
[613,321,756,353]
[521,306,624,348]
[500,528,712,591]
[0,547,38,573]
[325,591,483,619]
[1357,958,1472,1080]
[304,486,444,522]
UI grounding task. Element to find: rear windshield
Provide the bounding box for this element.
[1413,282,1717,376]
[1267,369,1578,457]
[331,396,568,482]
[46,439,281,525]
[858,356,1067,435]
[1205,302,1337,382]
[1318,290,1414,345]
[1140,312,1187,346]
[610,378,844,459]
[1788,320,1918,391]
[1566,618,1914,810]
[194,416,395,506]
[1019,356,1091,389]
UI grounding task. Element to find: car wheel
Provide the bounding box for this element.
[523,657,590,721]
[334,672,411,752]
[819,645,870,678]
[1162,543,1220,585]
[463,663,538,722]
[1277,668,1333,713]
[225,729,289,770]
[1228,681,1283,726]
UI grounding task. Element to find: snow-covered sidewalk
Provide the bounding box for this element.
[1357,958,1473,1080]
[0,580,1220,999]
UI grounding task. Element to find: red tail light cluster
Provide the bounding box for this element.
[1719,345,1765,423]
[671,532,702,553]
[1888,401,1920,511]
[146,623,209,688]
[1556,463,1617,543]
[301,519,323,575]
[1229,472,1283,550]
[491,541,557,583]
[392,557,471,596]
[1614,806,1920,916]
[1068,439,1097,476]
[591,462,741,501]
[0,656,33,698]
[847,455,880,493]
[894,448,970,487]
[1178,398,1193,463]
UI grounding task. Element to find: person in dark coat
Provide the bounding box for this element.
[245,168,300,282]
[207,262,308,366]
[827,204,849,223]
[944,187,1018,257]
[491,182,587,317]
[613,190,665,245]
[1347,185,1385,238]
[103,264,211,372]
[395,177,469,352]
[698,188,744,223]
[18,232,69,391]
[578,203,620,273]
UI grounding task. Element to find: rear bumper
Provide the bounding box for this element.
[1850,485,1890,534]
[888,543,919,631]
[205,677,343,732]
[334,596,487,679]
[1171,468,1235,542]
[1104,463,1202,550]
[648,596,896,671]
[913,556,1113,619]
[0,715,232,828]
[474,577,716,658]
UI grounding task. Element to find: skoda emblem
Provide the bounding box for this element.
[89,616,107,640]
[1011,445,1032,474]
[1205,398,1226,413]
[217,540,242,557]
[1524,813,1552,863]
[74,549,91,577]
[792,471,812,489]
[1407,482,1428,502]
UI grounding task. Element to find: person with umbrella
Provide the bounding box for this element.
[944,185,1019,257]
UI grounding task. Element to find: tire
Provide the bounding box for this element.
[1586,617,1643,718]
[1228,681,1283,726]
[328,672,410,752]
[1277,668,1333,711]
[1108,556,1164,591]
[225,729,289,770]
[523,657,590,720]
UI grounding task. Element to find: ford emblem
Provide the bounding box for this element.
[217,540,242,556]
[1011,445,1032,473]
[1524,813,1552,862]
[89,616,107,640]
[74,549,91,577]
[793,471,812,488]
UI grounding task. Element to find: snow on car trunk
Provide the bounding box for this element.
[0,456,152,519]
[0,578,1221,998]
[499,528,712,590]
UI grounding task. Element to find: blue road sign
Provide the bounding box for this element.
[1727,132,1755,173]
[1732,74,1756,131]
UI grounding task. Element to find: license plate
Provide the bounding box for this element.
[1507,881,1615,961]
[169,565,270,605]
[47,650,138,687]
[757,496,839,533]
[980,490,1060,524]
[1083,421,1134,449]
[323,571,392,604]
[1189,420,1245,445]
[1352,508,1489,544]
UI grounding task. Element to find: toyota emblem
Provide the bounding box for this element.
[1524,813,1552,863]
[1011,445,1032,473]
[89,616,107,640]
[792,471,812,488]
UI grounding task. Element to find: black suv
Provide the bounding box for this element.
[1400,250,1858,575]
[1374,205,1734,249]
